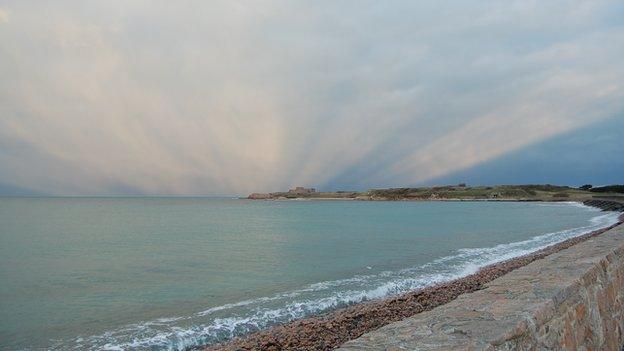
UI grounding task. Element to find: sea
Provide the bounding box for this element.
[0,197,619,350]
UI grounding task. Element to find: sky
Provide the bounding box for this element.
[0,1,623,196]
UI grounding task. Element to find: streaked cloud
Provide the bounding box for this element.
[0,1,623,195]
[0,7,8,24]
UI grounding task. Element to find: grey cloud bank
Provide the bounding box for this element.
[0,1,623,195]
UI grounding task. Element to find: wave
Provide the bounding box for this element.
[58,204,620,351]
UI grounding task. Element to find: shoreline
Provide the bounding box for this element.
[204,209,624,351]
[250,197,551,202]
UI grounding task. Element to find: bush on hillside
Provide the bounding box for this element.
[590,185,624,193]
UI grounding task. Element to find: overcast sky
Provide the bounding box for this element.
[1,1,623,195]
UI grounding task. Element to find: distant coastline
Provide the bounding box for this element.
[247,184,624,205]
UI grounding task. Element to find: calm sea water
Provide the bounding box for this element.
[0,198,618,350]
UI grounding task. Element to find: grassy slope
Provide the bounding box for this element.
[253,185,624,202]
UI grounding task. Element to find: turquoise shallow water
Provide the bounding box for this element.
[0,198,618,350]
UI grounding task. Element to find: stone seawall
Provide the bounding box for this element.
[338,223,624,351]
[583,199,624,212]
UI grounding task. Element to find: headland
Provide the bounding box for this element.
[248,184,624,206]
